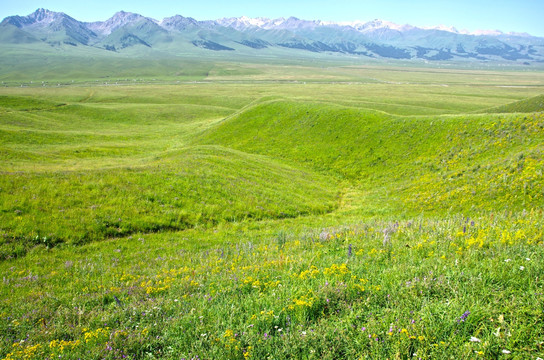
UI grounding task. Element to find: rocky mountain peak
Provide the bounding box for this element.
[86,11,153,36]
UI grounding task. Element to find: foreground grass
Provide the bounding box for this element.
[1,211,543,359]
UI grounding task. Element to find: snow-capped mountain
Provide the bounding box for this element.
[215,16,530,38]
[1,9,543,63]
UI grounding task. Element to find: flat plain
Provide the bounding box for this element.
[1,62,544,359]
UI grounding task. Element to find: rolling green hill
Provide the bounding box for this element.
[198,100,544,214]
[0,67,543,359]
[0,91,341,258]
[1,80,542,256]
[0,145,338,257]
[485,94,544,113]
[0,23,39,44]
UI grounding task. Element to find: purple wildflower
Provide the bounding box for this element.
[458,311,470,323]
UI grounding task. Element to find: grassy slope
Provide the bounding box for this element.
[0,145,338,253]
[0,92,339,257]
[485,94,544,113]
[0,64,544,359]
[198,100,544,214]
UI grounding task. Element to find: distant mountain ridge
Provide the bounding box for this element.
[1,8,543,63]
[86,11,157,36]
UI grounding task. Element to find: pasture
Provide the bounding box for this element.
[1,63,543,359]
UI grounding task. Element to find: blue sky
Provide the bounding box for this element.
[2,0,543,36]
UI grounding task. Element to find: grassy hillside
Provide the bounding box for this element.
[0,91,340,259]
[0,64,543,359]
[199,100,544,214]
[0,145,339,258]
[485,94,544,113]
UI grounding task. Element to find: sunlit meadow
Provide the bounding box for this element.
[1,63,543,359]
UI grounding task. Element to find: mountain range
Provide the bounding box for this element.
[1,8,543,63]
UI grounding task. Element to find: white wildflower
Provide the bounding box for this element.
[470,336,481,342]
[501,350,511,354]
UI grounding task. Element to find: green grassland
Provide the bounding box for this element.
[485,94,544,114]
[1,63,544,359]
